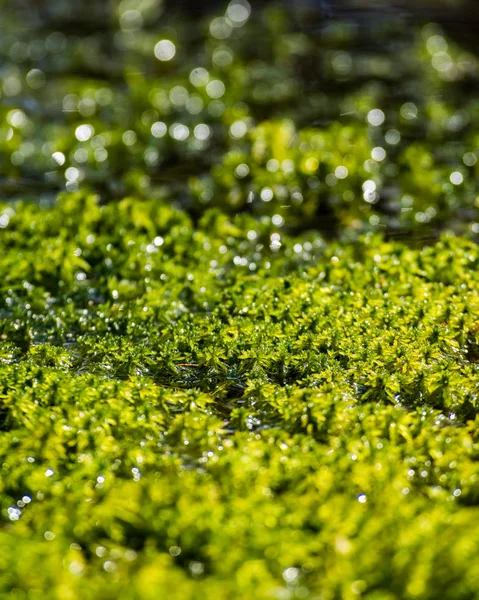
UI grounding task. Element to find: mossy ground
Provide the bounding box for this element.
[1,1,479,599]
[1,196,479,599]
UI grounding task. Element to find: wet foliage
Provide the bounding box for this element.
[1,0,479,238]
[1,1,479,599]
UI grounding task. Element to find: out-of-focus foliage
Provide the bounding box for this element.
[0,1,478,237]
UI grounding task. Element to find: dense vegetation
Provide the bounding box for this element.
[1,1,479,598]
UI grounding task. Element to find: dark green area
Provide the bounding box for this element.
[1,1,479,599]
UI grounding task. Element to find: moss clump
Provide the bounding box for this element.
[1,0,479,598]
[1,194,479,598]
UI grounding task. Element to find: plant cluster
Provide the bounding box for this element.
[1,0,479,598]
[0,2,478,237]
[1,194,479,598]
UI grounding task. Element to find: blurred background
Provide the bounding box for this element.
[1,0,478,239]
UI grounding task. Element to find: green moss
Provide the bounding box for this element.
[1,1,479,238]
[0,194,479,598]
[1,1,479,598]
